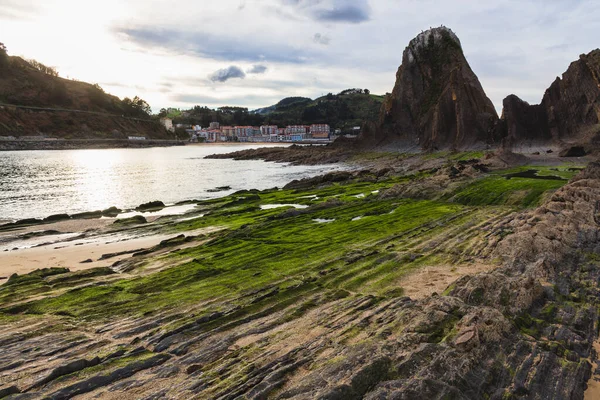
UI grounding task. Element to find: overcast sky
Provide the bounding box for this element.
[1,0,599,113]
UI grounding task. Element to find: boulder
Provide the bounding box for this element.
[135,201,165,211]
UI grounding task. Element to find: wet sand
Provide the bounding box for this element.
[0,209,219,283]
[0,233,174,279]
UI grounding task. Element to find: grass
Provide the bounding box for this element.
[0,164,575,325]
[445,165,582,208]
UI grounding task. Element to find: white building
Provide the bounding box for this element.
[160,118,174,132]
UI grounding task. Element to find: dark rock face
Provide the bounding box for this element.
[544,50,600,140]
[500,94,551,143]
[559,146,587,157]
[367,27,498,150]
[501,49,600,145]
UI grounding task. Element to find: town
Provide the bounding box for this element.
[160,118,339,143]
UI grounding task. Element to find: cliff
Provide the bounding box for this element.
[364,27,498,150]
[501,49,600,146]
[0,52,170,139]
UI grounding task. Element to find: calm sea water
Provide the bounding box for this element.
[0,144,344,221]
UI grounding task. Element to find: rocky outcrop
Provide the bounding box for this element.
[500,94,551,144]
[364,28,600,152]
[501,49,600,146]
[364,27,498,150]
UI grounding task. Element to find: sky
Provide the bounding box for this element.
[1,0,599,114]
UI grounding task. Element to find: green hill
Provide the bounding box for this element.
[258,90,385,132]
[0,44,170,139]
[174,89,385,133]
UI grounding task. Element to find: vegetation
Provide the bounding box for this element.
[0,161,576,320]
[25,59,59,77]
[122,96,151,118]
[171,89,384,132]
[0,42,8,68]
[446,166,580,208]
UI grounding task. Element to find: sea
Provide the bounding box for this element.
[0,144,344,221]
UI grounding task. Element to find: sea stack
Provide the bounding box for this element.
[365,26,498,150]
[500,49,600,146]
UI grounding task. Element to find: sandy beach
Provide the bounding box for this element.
[0,232,173,279]
[0,211,218,283]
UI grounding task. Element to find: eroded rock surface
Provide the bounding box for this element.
[1,163,599,399]
[364,27,498,150]
[501,49,600,148]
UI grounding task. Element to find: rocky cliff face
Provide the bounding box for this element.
[501,49,600,145]
[365,27,498,150]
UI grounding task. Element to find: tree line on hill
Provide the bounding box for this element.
[164,89,384,133]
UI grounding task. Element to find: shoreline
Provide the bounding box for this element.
[0,138,185,151]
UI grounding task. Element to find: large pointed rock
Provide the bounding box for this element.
[365,27,498,150]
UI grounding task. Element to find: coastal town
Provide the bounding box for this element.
[160,118,336,143]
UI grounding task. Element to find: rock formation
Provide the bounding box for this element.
[364,28,600,152]
[501,49,600,146]
[364,27,498,150]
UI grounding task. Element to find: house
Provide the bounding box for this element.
[160,117,174,132]
[310,124,330,139]
[209,122,220,130]
[221,126,235,139]
[234,126,260,141]
[260,125,278,135]
[285,125,309,135]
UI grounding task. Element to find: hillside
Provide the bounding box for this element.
[259,90,385,132]
[174,90,384,132]
[0,47,171,140]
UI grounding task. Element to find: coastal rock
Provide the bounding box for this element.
[500,49,600,146]
[136,201,165,211]
[71,210,103,220]
[101,206,122,217]
[43,213,71,223]
[559,145,587,157]
[500,94,550,144]
[365,27,498,150]
[113,215,147,225]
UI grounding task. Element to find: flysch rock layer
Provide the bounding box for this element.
[1,163,600,398]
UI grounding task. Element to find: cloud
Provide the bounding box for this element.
[313,33,330,45]
[312,2,371,23]
[0,0,40,20]
[248,64,268,74]
[280,0,371,24]
[115,26,314,64]
[209,66,246,82]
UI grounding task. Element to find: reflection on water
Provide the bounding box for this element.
[114,204,198,219]
[0,144,345,220]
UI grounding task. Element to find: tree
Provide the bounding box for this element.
[27,59,59,77]
[364,89,370,95]
[122,96,151,118]
[0,42,8,68]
